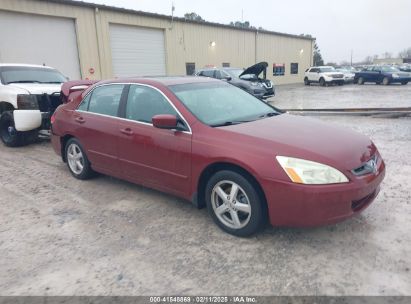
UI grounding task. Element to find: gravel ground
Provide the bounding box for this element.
[1,86,411,296]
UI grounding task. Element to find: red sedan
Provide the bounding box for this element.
[51,77,385,236]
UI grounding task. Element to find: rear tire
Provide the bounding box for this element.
[0,111,28,147]
[357,77,365,85]
[65,138,94,180]
[304,77,310,86]
[382,77,390,85]
[401,81,408,85]
[205,170,266,237]
[319,78,326,87]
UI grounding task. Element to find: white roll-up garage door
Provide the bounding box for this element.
[109,24,166,77]
[0,10,81,79]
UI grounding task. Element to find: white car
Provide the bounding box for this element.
[336,68,356,83]
[0,64,66,146]
[304,66,345,86]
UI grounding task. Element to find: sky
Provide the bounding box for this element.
[75,0,411,63]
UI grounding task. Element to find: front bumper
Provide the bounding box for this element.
[261,160,385,227]
[324,77,344,84]
[252,88,275,99]
[390,77,411,83]
[13,110,51,131]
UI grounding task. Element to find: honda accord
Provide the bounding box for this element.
[51,77,385,236]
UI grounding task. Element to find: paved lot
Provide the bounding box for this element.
[269,82,411,109]
[1,85,411,296]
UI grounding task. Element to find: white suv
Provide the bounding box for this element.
[0,64,66,146]
[304,66,345,86]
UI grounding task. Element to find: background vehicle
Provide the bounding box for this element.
[51,77,385,237]
[304,66,345,86]
[354,65,411,85]
[196,62,275,100]
[335,68,355,83]
[398,64,411,72]
[0,64,67,146]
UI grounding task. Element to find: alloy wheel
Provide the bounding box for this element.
[67,143,84,175]
[211,180,252,229]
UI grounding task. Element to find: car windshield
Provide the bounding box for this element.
[170,82,279,127]
[381,66,400,72]
[223,69,244,78]
[319,67,335,72]
[0,66,67,84]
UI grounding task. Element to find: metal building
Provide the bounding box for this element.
[0,0,314,84]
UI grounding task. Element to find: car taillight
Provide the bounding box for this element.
[17,94,39,110]
[50,112,56,125]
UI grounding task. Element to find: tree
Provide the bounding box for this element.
[399,47,411,58]
[229,21,256,29]
[184,12,204,21]
[300,34,323,66]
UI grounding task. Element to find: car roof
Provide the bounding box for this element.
[97,76,221,87]
[0,63,55,69]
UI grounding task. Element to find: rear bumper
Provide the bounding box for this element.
[51,133,62,157]
[261,161,386,227]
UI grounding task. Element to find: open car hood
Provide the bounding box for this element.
[239,62,268,78]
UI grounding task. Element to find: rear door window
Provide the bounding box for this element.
[82,84,125,117]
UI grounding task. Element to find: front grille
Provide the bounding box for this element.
[352,154,378,176]
[35,93,61,113]
[352,191,376,212]
[331,74,344,79]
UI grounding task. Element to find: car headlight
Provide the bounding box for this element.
[392,73,399,78]
[250,82,259,86]
[17,94,39,110]
[276,156,349,184]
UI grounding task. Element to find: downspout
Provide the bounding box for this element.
[94,7,104,79]
[255,29,258,64]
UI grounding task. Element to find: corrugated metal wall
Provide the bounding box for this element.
[0,0,313,84]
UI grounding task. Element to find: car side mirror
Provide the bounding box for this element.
[152,114,180,130]
[223,76,232,81]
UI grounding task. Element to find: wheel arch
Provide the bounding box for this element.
[195,161,268,213]
[60,134,75,162]
[0,101,15,114]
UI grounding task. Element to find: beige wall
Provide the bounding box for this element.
[0,0,313,84]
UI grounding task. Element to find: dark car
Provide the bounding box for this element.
[355,65,411,85]
[195,62,275,100]
[52,77,385,236]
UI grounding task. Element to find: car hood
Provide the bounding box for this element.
[9,83,62,95]
[220,114,376,171]
[239,62,268,78]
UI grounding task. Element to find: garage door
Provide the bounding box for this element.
[110,24,166,77]
[0,11,81,79]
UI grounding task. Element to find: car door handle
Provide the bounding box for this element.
[75,117,86,124]
[120,128,134,136]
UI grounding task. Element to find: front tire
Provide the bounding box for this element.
[205,170,266,237]
[65,138,94,179]
[319,78,326,87]
[401,81,408,85]
[0,111,28,147]
[382,77,390,85]
[357,77,365,85]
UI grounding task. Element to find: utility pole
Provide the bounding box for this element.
[350,49,353,66]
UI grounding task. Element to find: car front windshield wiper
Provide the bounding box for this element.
[210,120,252,127]
[43,81,64,84]
[258,112,278,119]
[7,80,41,84]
